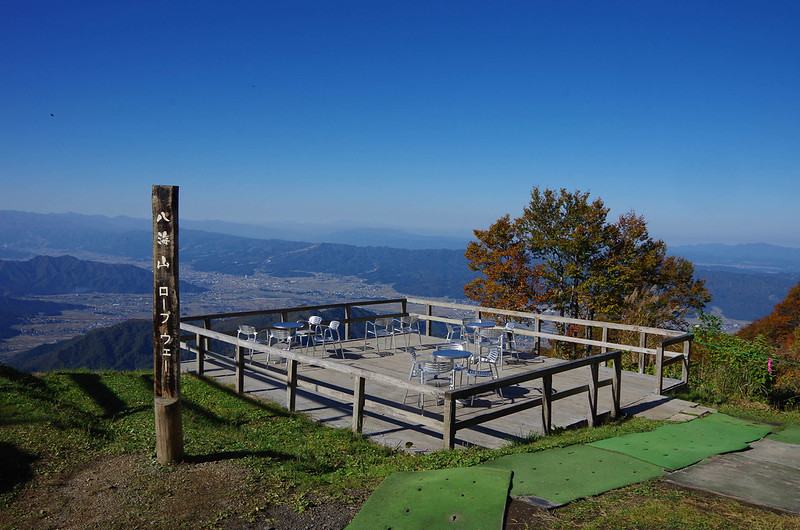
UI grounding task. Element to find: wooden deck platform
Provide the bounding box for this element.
[186,333,713,453]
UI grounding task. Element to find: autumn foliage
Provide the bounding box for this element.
[464,187,710,330]
[737,280,800,390]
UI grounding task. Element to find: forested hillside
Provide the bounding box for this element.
[7,319,153,372]
[738,280,800,350]
[0,255,206,296]
[0,296,84,340]
[700,269,800,321]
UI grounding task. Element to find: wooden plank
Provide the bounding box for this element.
[405,297,687,337]
[181,298,408,322]
[365,400,445,430]
[456,397,544,429]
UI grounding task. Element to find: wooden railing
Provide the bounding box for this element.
[180,321,622,450]
[404,297,693,394]
[179,298,693,449]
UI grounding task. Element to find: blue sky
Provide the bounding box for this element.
[2,1,799,247]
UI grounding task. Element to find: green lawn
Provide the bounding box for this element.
[2,365,799,528]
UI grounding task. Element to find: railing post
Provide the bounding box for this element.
[601,326,609,367]
[588,362,599,427]
[353,376,365,434]
[235,344,244,394]
[344,304,352,340]
[196,332,205,376]
[443,393,456,450]
[584,323,593,357]
[199,318,211,375]
[682,337,692,387]
[638,332,648,373]
[655,344,664,394]
[287,359,298,412]
[611,351,621,419]
[541,374,552,435]
[426,303,433,336]
[535,317,542,356]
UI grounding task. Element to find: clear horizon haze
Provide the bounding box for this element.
[2,1,799,248]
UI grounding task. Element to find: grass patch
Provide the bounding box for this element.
[2,365,799,528]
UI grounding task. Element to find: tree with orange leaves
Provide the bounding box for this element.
[464,187,710,330]
[464,214,544,313]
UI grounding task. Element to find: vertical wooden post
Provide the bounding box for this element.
[152,185,183,465]
[601,326,609,353]
[426,304,433,336]
[535,318,542,356]
[638,332,647,373]
[286,359,298,412]
[235,344,245,393]
[611,351,621,419]
[587,362,599,427]
[655,344,665,395]
[584,324,593,357]
[443,393,456,450]
[195,332,205,376]
[682,337,692,386]
[344,304,352,340]
[541,375,552,435]
[352,376,366,434]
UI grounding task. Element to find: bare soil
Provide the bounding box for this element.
[1,454,368,529]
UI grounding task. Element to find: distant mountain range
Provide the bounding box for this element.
[1,210,799,323]
[0,255,206,296]
[670,243,800,274]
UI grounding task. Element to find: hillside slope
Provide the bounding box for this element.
[7,320,153,372]
[0,255,206,296]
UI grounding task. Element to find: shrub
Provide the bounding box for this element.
[690,314,777,401]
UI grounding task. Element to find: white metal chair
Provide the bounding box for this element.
[418,359,455,411]
[395,315,422,350]
[312,320,344,358]
[365,317,396,353]
[402,348,421,405]
[503,322,520,362]
[237,324,261,361]
[437,342,470,387]
[267,327,295,364]
[464,349,503,405]
[476,327,504,360]
[297,316,323,353]
[444,322,463,343]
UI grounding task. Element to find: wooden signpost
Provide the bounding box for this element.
[152,185,184,464]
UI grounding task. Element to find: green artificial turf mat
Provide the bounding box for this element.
[346,466,512,530]
[483,445,664,507]
[588,413,772,470]
[768,424,800,445]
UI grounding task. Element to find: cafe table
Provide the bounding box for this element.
[271,321,304,330]
[462,320,496,352]
[433,348,472,389]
